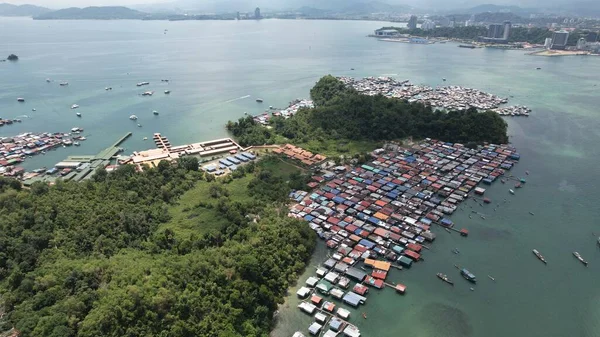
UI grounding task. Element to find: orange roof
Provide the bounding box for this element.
[364,259,391,272]
[375,200,387,207]
[373,212,389,221]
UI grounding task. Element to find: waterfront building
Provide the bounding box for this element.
[551,30,569,50]
[407,15,417,30]
[487,24,504,39]
[421,20,436,31]
[374,28,399,37]
[544,37,552,49]
[586,32,598,43]
[502,21,511,40]
[236,11,240,20]
[254,7,261,19]
[576,38,587,50]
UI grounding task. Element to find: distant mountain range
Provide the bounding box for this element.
[34,6,147,20]
[0,3,50,16]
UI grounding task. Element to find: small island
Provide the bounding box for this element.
[7,54,18,61]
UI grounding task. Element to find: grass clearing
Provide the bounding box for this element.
[161,175,254,239]
[296,139,381,158]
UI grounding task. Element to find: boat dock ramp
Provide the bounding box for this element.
[22,132,131,186]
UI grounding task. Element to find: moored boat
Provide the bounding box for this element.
[533,249,547,264]
[256,98,263,103]
[17,97,25,102]
[509,189,515,195]
[573,252,588,266]
[460,268,477,283]
[60,82,69,86]
[164,90,171,94]
[71,104,79,109]
[437,273,454,285]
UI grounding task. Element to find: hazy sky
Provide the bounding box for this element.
[2,0,571,10]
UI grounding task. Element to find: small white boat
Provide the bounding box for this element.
[164,90,171,94]
[74,142,80,146]
[60,82,69,86]
[143,137,148,140]
[46,78,51,82]
[129,115,138,120]
[142,91,154,96]
[509,189,515,195]
[32,108,36,111]
[79,136,86,141]
[153,110,159,115]
[137,123,142,127]
[71,104,79,109]
[76,112,81,117]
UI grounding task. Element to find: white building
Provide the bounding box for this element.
[544,37,552,49]
[421,20,436,31]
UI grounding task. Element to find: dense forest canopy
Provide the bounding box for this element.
[227,75,509,148]
[0,158,315,337]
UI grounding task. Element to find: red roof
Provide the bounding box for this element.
[372,270,388,280]
[311,295,323,305]
[327,217,340,225]
[395,284,407,294]
[406,243,422,253]
[404,250,421,261]
[353,283,369,295]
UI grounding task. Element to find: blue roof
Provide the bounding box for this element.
[304,215,315,221]
[333,196,345,204]
[219,159,233,166]
[359,239,375,249]
[367,217,380,225]
[241,152,256,159]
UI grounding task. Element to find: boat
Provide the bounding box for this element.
[32,108,36,111]
[501,179,507,183]
[437,273,454,285]
[597,237,600,246]
[483,197,491,204]
[164,90,171,94]
[256,98,263,103]
[526,170,530,175]
[74,141,80,146]
[143,137,148,140]
[129,115,138,120]
[137,123,142,127]
[536,67,541,70]
[142,91,154,96]
[60,82,69,86]
[452,248,460,254]
[533,249,547,264]
[509,189,515,195]
[529,211,535,215]
[76,112,81,117]
[573,252,588,266]
[442,78,446,81]
[79,136,86,141]
[362,312,367,319]
[488,275,496,282]
[153,110,159,115]
[46,78,51,82]
[136,82,150,87]
[105,87,112,91]
[458,44,476,49]
[17,98,25,102]
[460,268,477,283]
[71,104,79,109]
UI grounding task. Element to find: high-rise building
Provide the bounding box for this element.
[421,20,436,31]
[407,15,417,30]
[586,32,598,43]
[550,30,569,50]
[236,11,241,20]
[487,24,504,39]
[254,7,261,19]
[544,37,552,49]
[576,38,587,50]
[502,21,511,40]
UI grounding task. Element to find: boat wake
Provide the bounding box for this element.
[16,115,30,118]
[224,95,251,103]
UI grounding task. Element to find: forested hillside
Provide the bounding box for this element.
[227,75,509,150]
[0,158,315,336]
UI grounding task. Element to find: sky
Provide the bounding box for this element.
[2,0,572,10]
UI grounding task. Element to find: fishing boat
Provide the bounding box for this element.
[483,197,491,204]
[460,268,477,283]
[105,87,112,91]
[573,252,588,266]
[46,78,51,82]
[529,211,535,215]
[32,108,36,111]
[362,313,367,319]
[532,249,547,264]
[509,189,515,195]
[129,115,138,120]
[137,124,142,127]
[74,141,80,146]
[437,273,454,285]
[143,137,148,140]
[256,98,263,103]
[17,98,25,102]
[60,82,69,86]
[142,91,154,96]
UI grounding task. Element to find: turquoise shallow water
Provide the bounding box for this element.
[1,17,600,337]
